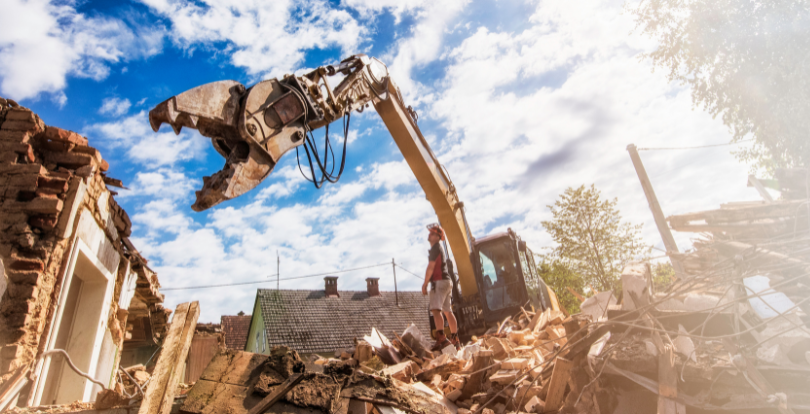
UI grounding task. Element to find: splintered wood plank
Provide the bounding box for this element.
[460,350,493,399]
[544,357,573,412]
[138,301,200,414]
[247,373,305,414]
[138,302,189,414]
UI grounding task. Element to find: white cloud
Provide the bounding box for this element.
[0,0,164,102]
[84,111,206,167]
[139,0,366,79]
[99,97,132,116]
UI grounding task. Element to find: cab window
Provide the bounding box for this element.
[478,241,522,311]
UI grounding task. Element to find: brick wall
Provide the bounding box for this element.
[0,96,169,396]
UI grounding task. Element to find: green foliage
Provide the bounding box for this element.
[629,0,810,174]
[541,185,650,293]
[651,261,675,292]
[535,255,584,315]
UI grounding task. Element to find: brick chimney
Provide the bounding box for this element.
[324,276,339,298]
[366,278,380,297]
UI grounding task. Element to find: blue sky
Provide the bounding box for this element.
[1,0,764,322]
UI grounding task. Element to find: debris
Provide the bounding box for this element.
[138,301,200,414]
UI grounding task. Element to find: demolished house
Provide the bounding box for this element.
[0,98,171,409]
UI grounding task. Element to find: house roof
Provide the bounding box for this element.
[256,289,431,354]
[221,315,252,350]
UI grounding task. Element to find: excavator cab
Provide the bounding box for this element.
[452,229,555,338]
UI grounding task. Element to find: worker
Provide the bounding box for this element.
[422,223,461,351]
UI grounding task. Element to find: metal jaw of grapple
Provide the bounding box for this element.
[148,55,391,211]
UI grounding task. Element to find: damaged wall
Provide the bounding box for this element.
[0,97,169,405]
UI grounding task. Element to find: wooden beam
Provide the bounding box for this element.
[138,301,200,414]
[627,144,685,278]
[247,373,305,414]
[544,357,573,412]
[748,175,774,202]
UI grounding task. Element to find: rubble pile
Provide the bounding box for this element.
[175,171,810,414]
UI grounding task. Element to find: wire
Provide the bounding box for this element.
[637,138,754,151]
[394,264,425,280]
[159,261,391,291]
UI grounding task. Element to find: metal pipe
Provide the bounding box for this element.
[39,349,108,391]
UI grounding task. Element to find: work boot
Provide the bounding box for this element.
[449,332,461,351]
[430,330,452,352]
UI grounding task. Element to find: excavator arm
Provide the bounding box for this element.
[149,55,480,297]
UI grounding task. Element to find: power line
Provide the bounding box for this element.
[637,138,754,151]
[395,264,425,280]
[159,262,391,291]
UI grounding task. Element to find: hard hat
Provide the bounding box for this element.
[426,223,445,240]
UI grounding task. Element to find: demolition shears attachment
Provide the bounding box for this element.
[148,55,393,211]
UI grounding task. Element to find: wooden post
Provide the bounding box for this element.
[627,144,685,278]
[138,301,200,414]
[392,258,399,307]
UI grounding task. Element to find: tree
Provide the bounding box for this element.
[652,261,675,292]
[629,0,810,173]
[542,185,649,293]
[535,255,585,315]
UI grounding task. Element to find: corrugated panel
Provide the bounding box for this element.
[185,336,219,383]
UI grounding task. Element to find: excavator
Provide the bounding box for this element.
[148,54,560,338]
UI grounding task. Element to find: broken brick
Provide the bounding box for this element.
[6,312,32,328]
[45,126,88,146]
[19,194,64,214]
[7,283,38,300]
[8,257,44,273]
[29,214,58,230]
[43,151,95,169]
[5,109,36,122]
[37,175,69,193]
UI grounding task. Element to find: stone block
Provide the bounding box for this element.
[45,126,88,146]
